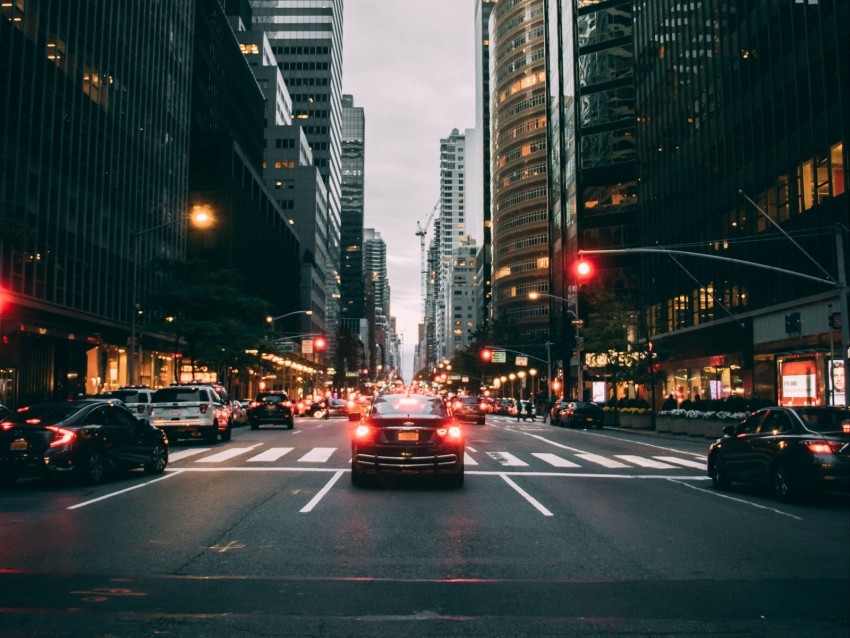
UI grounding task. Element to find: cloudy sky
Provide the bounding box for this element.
[342,0,477,381]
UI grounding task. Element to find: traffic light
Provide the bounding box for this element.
[575,259,593,280]
[314,336,327,351]
[481,348,492,362]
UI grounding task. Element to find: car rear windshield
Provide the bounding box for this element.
[107,390,141,402]
[151,388,207,403]
[258,394,287,402]
[460,397,479,405]
[2,402,83,424]
[794,407,850,433]
[371,395,447,417]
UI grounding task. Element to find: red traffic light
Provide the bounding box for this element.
[575,259,593,279]
[314,336,327,351]
[481,348,492,362]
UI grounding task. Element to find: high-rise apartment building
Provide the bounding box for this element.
[445,241,481,357]
[363,228,391,380]
[489,0,549,338]
[340,95,365,320]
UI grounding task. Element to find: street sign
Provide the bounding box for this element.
[492,350,506,363]
[301,339,313,354]
[515,356,528,366]
[277,343,294,352]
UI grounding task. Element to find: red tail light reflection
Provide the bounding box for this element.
[804,440,843,455]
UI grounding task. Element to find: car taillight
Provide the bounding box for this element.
[1,422,13,431]
[437,425,463,440]
[453,401,462,410]
[136,405,146,414]
[283,401,293,408]
[479,402,487,411]
[47,426,76,447]
[199,403,209,414]
[354,424,372,439]
[347,401,356,411]
[803,440,844,454]
[249,401,260,408]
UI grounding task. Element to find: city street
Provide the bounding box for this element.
[1,416,847,637]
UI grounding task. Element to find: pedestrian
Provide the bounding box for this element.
[525,400,535,421]
[516,401,524,421]
[662,393,676,411]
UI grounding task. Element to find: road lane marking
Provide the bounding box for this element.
[168,448,212,462]
[514,427,706,460]
[667,479,803,520]
[615,455,677,469]
[487,452,529,467]
[655,456,706,469]
[248,447,294,462]
[576,453,629,468]
[67,470,186,510]
[464,452,479,466]
[500,474,553,516]
[300,470,344,513]
[298,447,336,463]
[196,444,262,463]
[532,453,580,468]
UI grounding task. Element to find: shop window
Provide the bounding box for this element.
[830,142,844,197]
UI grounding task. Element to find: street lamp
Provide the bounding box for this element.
[517,370,526,399]
[529,368,538,398]
[508,372,516,398]
[529,291,584,400]
[129,205,215,385]
[266,310,313,333]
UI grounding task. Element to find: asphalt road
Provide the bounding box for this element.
[1,414,848,637]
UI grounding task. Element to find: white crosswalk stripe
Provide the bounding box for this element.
[654,456,706,470]
[487,452,529,467]
[297,447,336,463]
[168,448,211,462]
[575,453,630,469]
[464,451,479,466]
[532,453,580,468]
[248,447,294,462]
[615,455,677,469]
[196,446,261,463]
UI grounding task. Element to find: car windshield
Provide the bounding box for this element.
[151,388,203,402]
[371,394,447,417]
[107,390,140,402]
[259,394,287,402]
[2,402,86,424]
[794,407,850,433]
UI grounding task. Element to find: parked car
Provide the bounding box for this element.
[707,406,850,500]
[552,400,604,428]
[514,400,536,421]
[102,386,154,419]
[327,398,349,417]
[0,399,168,486]
[147,384,232,442]
[350,393,465,488]
[452,395,487,425]
[247,391,294,429]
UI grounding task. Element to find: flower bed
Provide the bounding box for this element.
[656,409,748,438]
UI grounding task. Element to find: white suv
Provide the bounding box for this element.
[104,386,153,419]
[148,385,232,442]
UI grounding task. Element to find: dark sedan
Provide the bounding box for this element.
[452,395,487,425]
[350,393,465,488]
[552,400,604,428]
[707,406,850,500]
[0,399,168,486]
[247,391,294,429]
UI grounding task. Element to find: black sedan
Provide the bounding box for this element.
[350,393,465,488]
[247,391,294,429]
[0,399,169,486]
[452,395,487,425]
[552,400,604,428]
[707,406,850,500]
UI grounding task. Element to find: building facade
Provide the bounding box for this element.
[489,0,550,337]
[634,0,849,405]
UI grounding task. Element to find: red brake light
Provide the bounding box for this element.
[347,401,356,410]
[479,402,487,411]
[448,425,463,439]
[804,440,843,454]
[354,424,372,439]
[47,426,76,447]
[1,422,13,431]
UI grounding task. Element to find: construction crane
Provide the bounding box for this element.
[415,199,440,320]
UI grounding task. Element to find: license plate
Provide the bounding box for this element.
[10,439,27,451]
[398,432,418,441]
[170,410,182,417]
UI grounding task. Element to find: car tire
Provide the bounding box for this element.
[220,425,232,442]
[351,466,369,487]
[143,444,168,475]
[286,420,294,430]
[710,454,731,490]
[477,417,485,425]
[204,426,218,443]
[772,463,797,502]
[82,450,107,485]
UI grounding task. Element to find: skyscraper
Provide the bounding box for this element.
[489,0,549,338]
[340,95,365,320]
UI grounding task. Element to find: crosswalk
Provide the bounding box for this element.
[167,444,705,472]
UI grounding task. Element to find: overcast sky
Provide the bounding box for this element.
[342,0,477,381]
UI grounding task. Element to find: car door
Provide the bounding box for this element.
[750,409,794,482]
[721,411,765,478]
